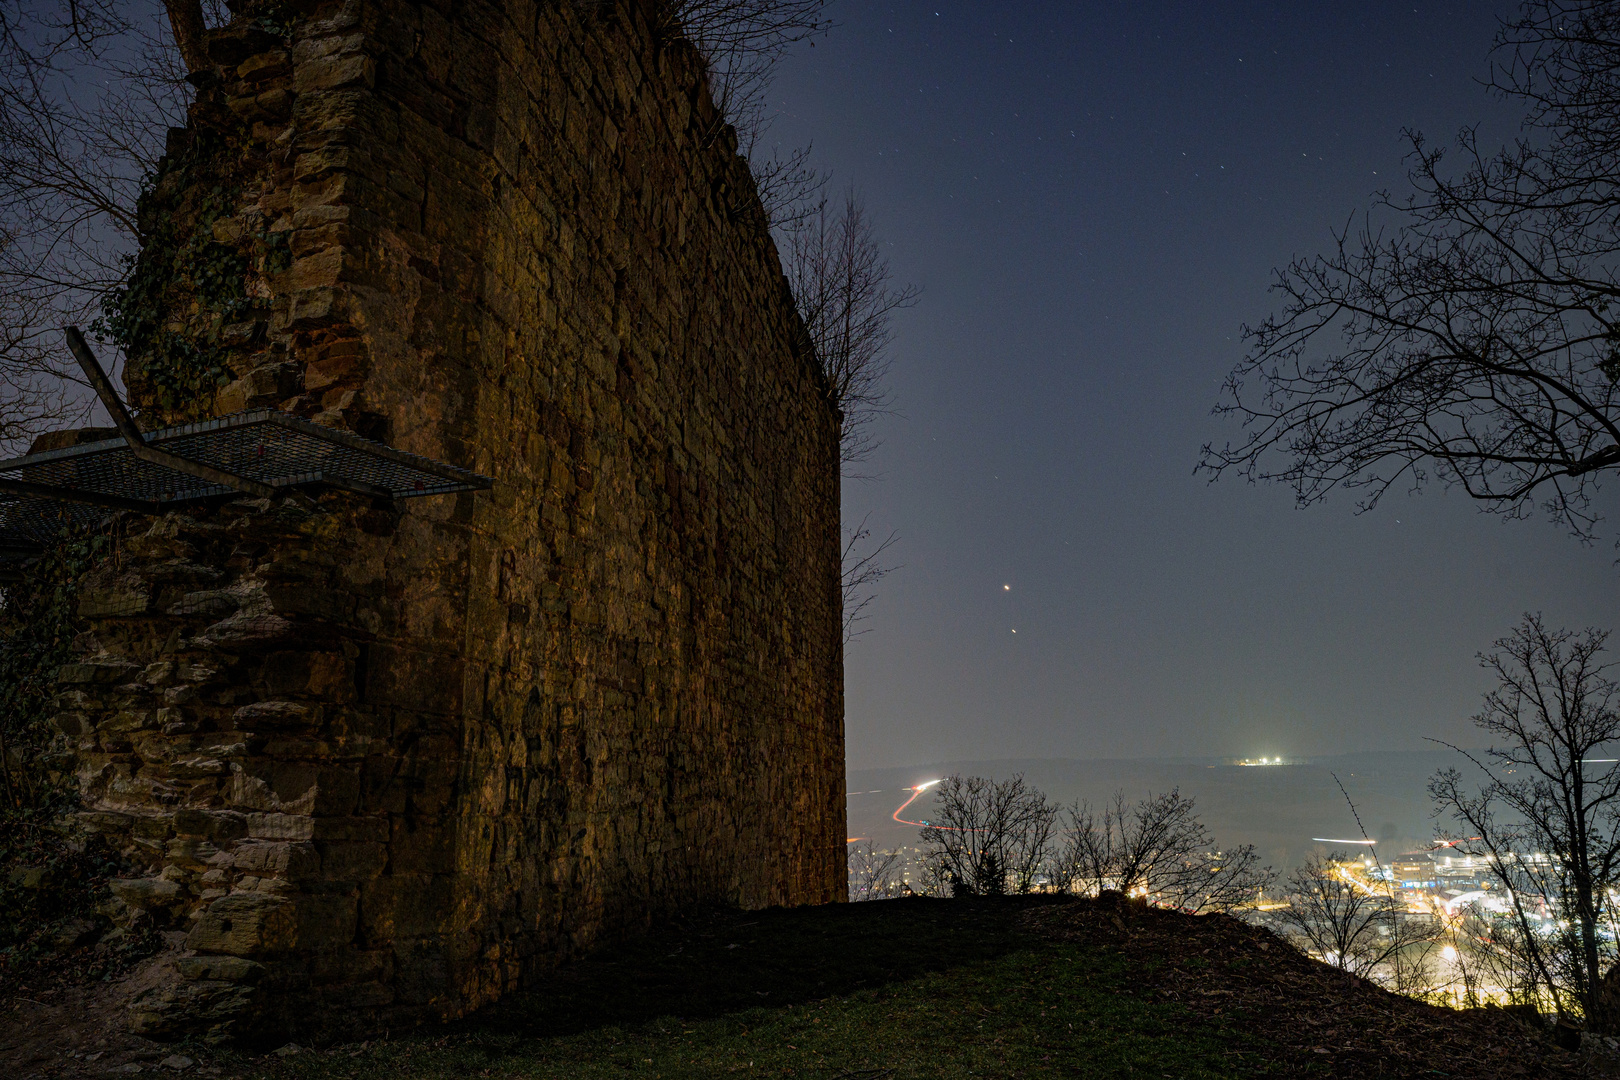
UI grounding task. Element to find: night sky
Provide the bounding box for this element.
[763,2,1620,770]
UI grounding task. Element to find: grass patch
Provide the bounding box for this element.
[233,899,1275,1079]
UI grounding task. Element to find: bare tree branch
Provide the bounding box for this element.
[1202,0,1620,545]
[0,0,197,453]
[1429,613,1620,1028]
[659,0,829,155]
[918,774,1059,896]
[1274,851,1440,991]
[785,187,918,471]
[1055,788,1274,915]
[840,513,897,641]
[846,839,904,901]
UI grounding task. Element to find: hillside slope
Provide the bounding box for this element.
[2,896,1603,1078]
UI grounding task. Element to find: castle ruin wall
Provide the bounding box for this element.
[56,0,844,1039]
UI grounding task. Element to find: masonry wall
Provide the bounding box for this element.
[58,0,845,1040]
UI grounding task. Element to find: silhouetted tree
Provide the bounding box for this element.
[1273,851,1438,992]
[846,839,903,901]
[0,0,216,452]
[839,512,897,641]
[1431,613,1620,1029]
[919,774,1058,896]
[1203,1,1620,544]
[786,188,918,471]
[659,0,826,151]
[1056,789,1274,914]
[782,188,916,635]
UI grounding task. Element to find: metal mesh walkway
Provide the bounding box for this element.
[0,409,492,560]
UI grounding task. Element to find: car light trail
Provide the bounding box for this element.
[1312,838,1377,844]
[892,779,942,826]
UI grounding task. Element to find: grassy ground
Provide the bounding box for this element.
[10,896,1589,1079]
[217,898,1275,1080]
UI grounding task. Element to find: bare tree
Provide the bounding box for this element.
[0,0,211,453]
[1057,789,1274,914]
[749,142,825,233]
[1201,0,1620,544]
[784,189,917,636]
[785,188,918,470]
[1430,613,1620,1029]
[661,8,911,632]
[1274,851,1438,989]
[658,0,827,155]
[918,774,1058,897]
[846,839,903,902]
[1003,787,1061,894]
[1435,906,1537,1009]
[657,2,831,233]
[840,512,897,641]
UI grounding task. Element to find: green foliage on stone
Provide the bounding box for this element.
[99,171,245,412]
[97,123,286,416]
[0,529,105,815]
[0,528,151,971]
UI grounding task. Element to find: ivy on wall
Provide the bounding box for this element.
[97,127,291,417]
[0,529,152,971]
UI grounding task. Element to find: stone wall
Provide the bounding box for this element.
[59,0,845,1040]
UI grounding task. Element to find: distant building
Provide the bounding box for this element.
[1391,849,1495,893]
[1430,850,1495,891]
[1391,852,1440,891]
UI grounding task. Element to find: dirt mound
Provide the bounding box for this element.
[1025,895,1594,1079]
[0,940,207,1080]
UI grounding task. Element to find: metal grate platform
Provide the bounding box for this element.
[0,409,492,562]
[0,495,110,550]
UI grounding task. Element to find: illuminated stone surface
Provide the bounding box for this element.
[59,0,844,1040]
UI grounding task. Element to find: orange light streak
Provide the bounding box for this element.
[892,784,932,826]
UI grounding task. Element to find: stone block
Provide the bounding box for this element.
[178,955,268,984]
[129,979,260,1041]
[285,287,344,327]
[76,810,133,835]
[358,876,452,942]
[309,946,389,985]
[131,816,175,841]
[231,840,320,879]
[194,611,301,652]
[238,51,290,83]
[235,701,322,731]
[174,809,250,841]
[187,892,296,955]
[318,840,388,881]
[56,659,141,685]
[364,644,461,715]
[319,980,396,1009]
[296,53,374,95]
[261,649,354,697]
[76,585,151,619]
[109,876,183,912]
